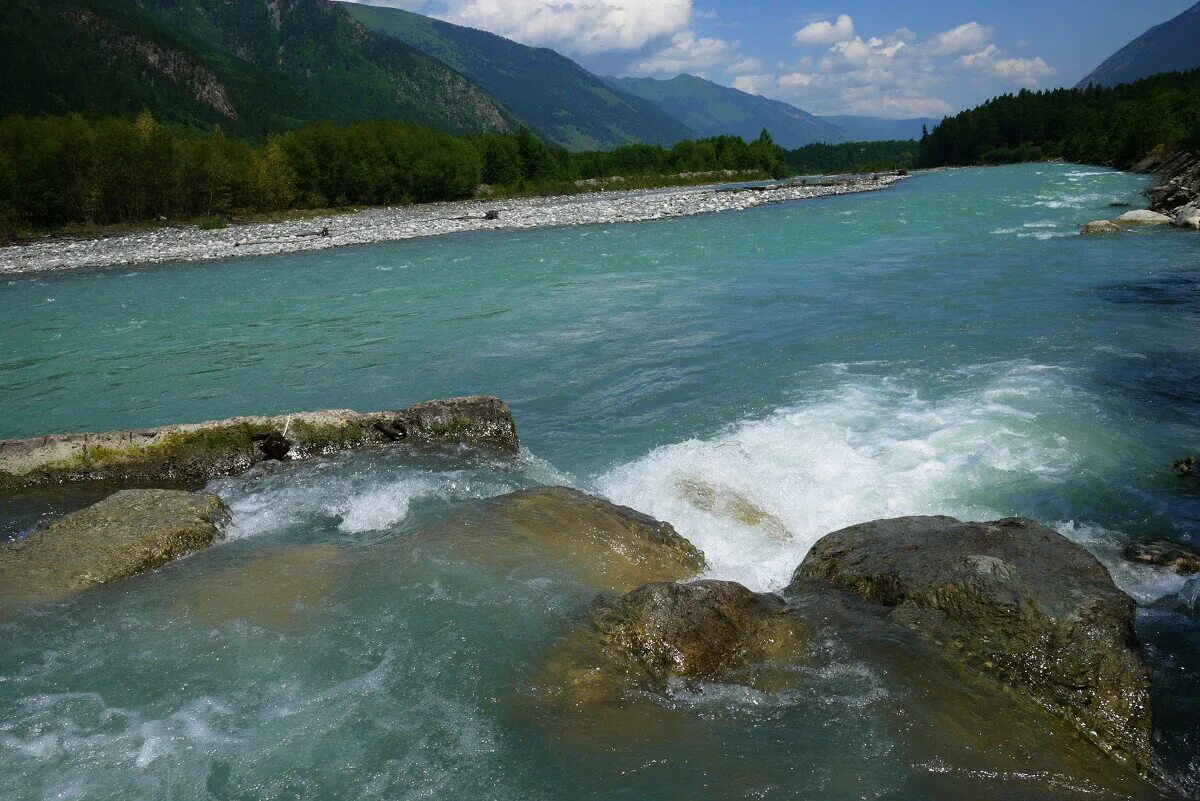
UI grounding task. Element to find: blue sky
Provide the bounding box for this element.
[346,0,1196,118]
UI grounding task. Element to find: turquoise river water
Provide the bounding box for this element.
[2,164,1199,799]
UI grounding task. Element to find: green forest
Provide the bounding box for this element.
[0,114,796,237]
[787,140,916,175]
[918,69,1200,168]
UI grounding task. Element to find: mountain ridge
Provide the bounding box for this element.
[606,74,847,149]
[342,2,695,150]
[1075,2,1200,88]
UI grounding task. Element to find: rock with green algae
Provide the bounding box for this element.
[0,396,518,490]
[789,515,1156,777]
[0,489,229,607]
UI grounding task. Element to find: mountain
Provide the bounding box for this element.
[0,0,514,138]
[818,115,939,142]
[342,3,695,150]
[1076,2,1200,88]
[605,74,847,148]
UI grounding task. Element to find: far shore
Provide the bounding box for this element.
[0,173,906,276]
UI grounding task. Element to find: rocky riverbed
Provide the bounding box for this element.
[0,175,904,274]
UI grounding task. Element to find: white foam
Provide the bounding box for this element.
[597,364,1078,591]
[1056,521,1188,603]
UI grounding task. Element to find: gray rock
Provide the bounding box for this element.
[790,515,1154,774]
[1124,537,1200,575]
[1113,209,1172,226]
[0,489,229,607]
[0,396,518,490]
[1153,576,1200,619]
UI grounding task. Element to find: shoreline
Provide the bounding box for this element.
[0,174,905,276]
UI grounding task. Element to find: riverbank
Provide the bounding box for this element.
[0,174,904,275]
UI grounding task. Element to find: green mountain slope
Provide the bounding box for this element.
[606,74,847,148]
[818,115,939,142]
[0,0,515,138]
[1076,2,1200,88]
[342,3,695,150]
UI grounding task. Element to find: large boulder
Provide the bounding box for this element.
[790,516,1154,774]
[1113,209,1172,227]
[0,489,229,607]
[0,396,518,490]
[475,486,705,592]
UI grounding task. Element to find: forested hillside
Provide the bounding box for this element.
[788,141,916,175]
[0,0,515,139]
[0,113,791,237]
[344,3,694,150]
[919,70,1200,169]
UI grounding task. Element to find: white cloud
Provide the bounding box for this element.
[714,17,1056,119]
[634,30,737,76]
[435,0,693,55]
[925,22,992,55]
[726,56,765,75]
[731,74,775,95]
[959,45,1055,82]
[792,14,855,46]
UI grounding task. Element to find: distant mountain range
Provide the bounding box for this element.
[817,115,937,143]
[604,74,844,149]
[1076,1,1200,88]
[0,0,931,150]
[344,3,693,150]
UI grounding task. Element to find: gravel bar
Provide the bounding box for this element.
[0,174,905,275]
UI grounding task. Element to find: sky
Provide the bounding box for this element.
[345,0,1197,118]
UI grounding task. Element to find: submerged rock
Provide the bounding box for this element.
[790,515,1154,774]
[1156,576,1200,619]
[0,396,518,490]
[586,580,803,685]
[174,544,346,629]
[1113,209,1172,227]
[537,579,803,714]
[475,486,705,593]
[1124,537,1200,575]
[1082,220,1121,234]
[0,489,229,607]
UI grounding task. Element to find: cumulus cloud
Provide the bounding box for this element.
[714,18,1056,119]
[435,0,693,54]
[958,45,1055,82]
[726,56,765,75]
[792,14,855,46]
[634,30,737,76]
[731,73,775,94]
[924,21,992,55]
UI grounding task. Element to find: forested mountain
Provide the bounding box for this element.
[607,74,846,149]
[818,116,938,143]
[1076,2,1200,88]
[0,0,515,139]
[919,70,1200,169]
[343,3,695,150]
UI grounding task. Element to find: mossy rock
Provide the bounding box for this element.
[0,489,229,608]
[0,396,518,490]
